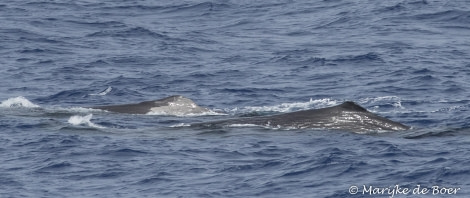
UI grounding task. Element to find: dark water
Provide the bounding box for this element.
[1,0,470,197]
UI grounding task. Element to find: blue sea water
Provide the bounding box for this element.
[1,0,470,197]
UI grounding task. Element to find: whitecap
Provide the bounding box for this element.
[68,114,105,129]
[0,96,40,108]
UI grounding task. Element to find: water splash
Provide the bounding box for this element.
[146,110,226,117]
[359,96,405,109]
[68,114,105,129]
[0,96,40,108]
[229,98,339,114]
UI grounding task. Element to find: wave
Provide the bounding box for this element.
[403,127,470,139]
[24,1,79,8]
[98,1,230,16]
[64,20,126,29]
[358,96,404,110]
[68,114,105,129]
[0,96,40,108]
[266,52,383,66]
[331,52,384,63]
[89,86,113,96]
[86,26,169,39]
[378,0,429,13]
[1,96,100,113]
[35,89,93,104]
[161,2,230,16]
[412,10,470,24]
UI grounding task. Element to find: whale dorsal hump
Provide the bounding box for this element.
[338,101,368,112]
[144,95,191,107]
[148,95,210,115]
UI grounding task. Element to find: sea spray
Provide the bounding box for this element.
[0,96,40,108]
[68,114,105,129]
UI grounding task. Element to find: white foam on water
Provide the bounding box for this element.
[68,107,102,113]
[146,109,227,117]
[169,123,191,127]
[359,96,404,109]
[229,98,339,114]
[68,114,105,129]
[0,96,40,108]
[227,124,260,128]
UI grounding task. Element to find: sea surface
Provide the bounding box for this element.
[1,0,470,197]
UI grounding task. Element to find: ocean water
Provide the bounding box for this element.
[1,0,470,197]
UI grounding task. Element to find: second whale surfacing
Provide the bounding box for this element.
[191,101,410,132]
[91,95,211,116]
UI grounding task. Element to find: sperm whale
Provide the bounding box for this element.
[191,101,410,131]
[91,95,211,115]
[92,95,409,131]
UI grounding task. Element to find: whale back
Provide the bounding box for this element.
[147,95,210,115]
[192,101,410,131]
[92,95,210,115]
[338,101,368,112]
